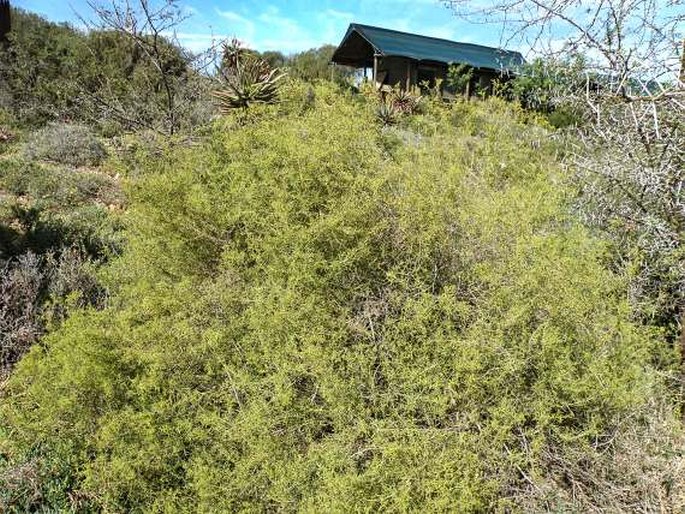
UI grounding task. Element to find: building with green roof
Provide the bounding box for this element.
[331,23,525,95]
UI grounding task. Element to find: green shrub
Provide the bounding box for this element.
[23,123,107,167]
[546,104,583,128]
[1,90,681,512]
[0,8,84,125]
[446,62,474,95]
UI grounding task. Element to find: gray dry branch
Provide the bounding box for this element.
[571,92,685,333]
[84,0,186,134]
[444,0,684,89]
[81,0,216,134]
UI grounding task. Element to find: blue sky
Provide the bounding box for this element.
[13,0,510,54]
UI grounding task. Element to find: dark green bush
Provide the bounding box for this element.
[0,8,83,125]
[288,45,355,85]
[0,7,212,133]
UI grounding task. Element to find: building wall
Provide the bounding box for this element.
[377,56,416,89]
[374,56,508,97]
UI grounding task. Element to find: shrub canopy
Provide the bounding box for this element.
[1,85,678,512]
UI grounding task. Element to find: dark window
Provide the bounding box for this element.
[417,67,437,90]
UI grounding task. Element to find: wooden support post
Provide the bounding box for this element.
[406,60,411,91]
[373,54,378,90]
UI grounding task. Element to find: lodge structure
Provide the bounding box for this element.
[331,23,525,96]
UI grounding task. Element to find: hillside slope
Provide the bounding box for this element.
[1,86,682,512]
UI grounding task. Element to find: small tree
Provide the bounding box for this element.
[0,0,10,44]
[81,0,206,134]
[288,45,355,85]
[446,63,473,95]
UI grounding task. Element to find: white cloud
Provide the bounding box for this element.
[323,9,354,21]
[215,8,256,40]
[257,6,302,37]
[250,4,322,52]
[175,32,221,53]
[258,37,320,53]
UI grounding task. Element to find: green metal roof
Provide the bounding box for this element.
[332,23,525,71]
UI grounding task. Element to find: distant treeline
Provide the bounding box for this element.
[0,6,354,133]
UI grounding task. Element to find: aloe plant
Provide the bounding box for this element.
[390,88,422,114]
[213,39,286,111]
[376,100,399,126]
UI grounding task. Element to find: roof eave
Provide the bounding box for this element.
[331,24,384,65]
[349,24,383,55]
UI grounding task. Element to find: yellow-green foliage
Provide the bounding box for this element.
[1,85,678,512]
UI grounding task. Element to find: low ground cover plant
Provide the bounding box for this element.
[23,123,107,167]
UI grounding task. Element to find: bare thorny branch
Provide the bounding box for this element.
[77,0,222,134]
[445,0,684,91]
[77,0,184,134]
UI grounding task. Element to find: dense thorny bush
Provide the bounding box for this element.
[23,123,107,167]
[0,253,44,381]
[571,95,685,345]
[1,85,682,512]
[0,248,107,381]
